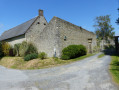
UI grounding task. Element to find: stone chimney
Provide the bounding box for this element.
[39,9,43,16]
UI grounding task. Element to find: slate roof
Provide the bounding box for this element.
[0,16,38,41]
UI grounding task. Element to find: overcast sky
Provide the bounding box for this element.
[0,0,119,36]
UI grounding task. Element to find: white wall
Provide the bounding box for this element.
[4,35,26,46]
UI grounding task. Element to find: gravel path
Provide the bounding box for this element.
[0,53,118,90]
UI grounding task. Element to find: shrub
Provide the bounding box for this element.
[62,45,79,59]
[61,55,70,60]
[78,45,87,56]
[104,45,115,50]
[25,43,38,56]
[2,42,11,56]
[61,45,87,60]
[0,42,4,57]
[19,41,28,57]
[13,43,21,56]
[9,47,14,56]
[38,52,47,59]
[19,41,38,57]
[93,46,98,53]
[24,53,38,61]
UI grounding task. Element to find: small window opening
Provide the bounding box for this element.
[80,26,82,29]
[37,22,40,24]
[64,36,67,41]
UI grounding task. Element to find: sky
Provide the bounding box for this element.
[0,0,119,36]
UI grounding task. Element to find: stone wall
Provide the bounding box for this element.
[3,35,26,46]
[4,16,97,57]
[35,17,97,57]
[35,17,59,57]
[25,16,48,48]
[55,17,97,56]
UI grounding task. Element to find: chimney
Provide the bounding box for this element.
[39,9,43,16]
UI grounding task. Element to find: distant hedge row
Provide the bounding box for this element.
[61,45,87,60]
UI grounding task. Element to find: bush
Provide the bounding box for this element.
[24,53,38,61]
[78,45,87,56]
[13,43,21,56]
[25,43,38,56]
[61,55,70,60]
[61,45,87,60]
[93,46,98,53]
[62,45,79,59]
[9,47,14,56]
[39,52,47,59]
[0,42,4,57]
[2,42,11,56]
[19,41,38,57]
[19,41,28,57]
[104,45,115,50]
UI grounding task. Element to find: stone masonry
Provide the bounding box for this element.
[0,10,97,57]
[35,16,97,57]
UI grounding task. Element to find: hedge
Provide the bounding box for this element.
[61,45,87,60]
[24,53,38,61]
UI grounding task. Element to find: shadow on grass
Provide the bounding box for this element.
[102,46,119,83]
[103,47,119,69]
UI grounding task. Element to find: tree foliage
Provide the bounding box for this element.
[94,15,115,41]
[2,42,11,56]
[19,41,38,57]
[13,43,21,56]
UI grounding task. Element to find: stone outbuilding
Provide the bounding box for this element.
[0,10,97,57]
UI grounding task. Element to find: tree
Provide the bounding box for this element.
[2,42,11,56]
[94,15,115,41]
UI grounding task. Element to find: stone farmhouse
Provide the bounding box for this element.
[0,10,97,57]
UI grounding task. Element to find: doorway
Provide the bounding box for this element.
[88,38,92,53]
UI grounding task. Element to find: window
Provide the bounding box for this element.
[64,36,67,41]
[37,22,40,24]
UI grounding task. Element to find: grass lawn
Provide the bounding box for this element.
[0,54,95,70]
[98,53,105,58]
[110,55,119,84]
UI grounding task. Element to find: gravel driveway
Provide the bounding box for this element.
[0,53,118,90]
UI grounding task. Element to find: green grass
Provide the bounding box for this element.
[70,54,95,61]
[54,54,95,64]
[98,53,105,58]
[0,54,95,70]
[110,55,119,84]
